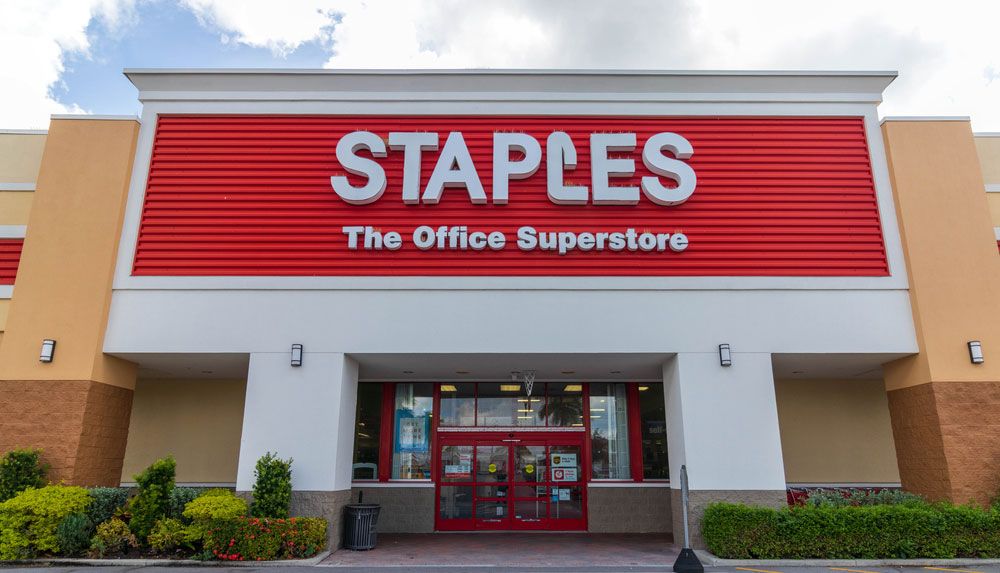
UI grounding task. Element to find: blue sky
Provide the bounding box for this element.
[2,1,999,130]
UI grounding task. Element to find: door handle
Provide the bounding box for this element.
[501,439,520,442]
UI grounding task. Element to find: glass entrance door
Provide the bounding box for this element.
[437,433,585,531]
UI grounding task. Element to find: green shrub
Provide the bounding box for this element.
[0,449,48,502]
[703,501,1000,559]
[170,487,202,520]
[89,518,137,558]
[203,516,327,561]
[182,489,248,544]
[129,456,176,542]
[55,513,93,556]
[0,485,92,559]
[87,487,130,525]
[804,488,926,508]
[250,452,292,518]
[147,517,187,552]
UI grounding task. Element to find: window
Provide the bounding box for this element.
[638,384,668,479]
[351,383,382,480]
[392,383,433,479]
[438,382,583,427]
[589,383,630,479]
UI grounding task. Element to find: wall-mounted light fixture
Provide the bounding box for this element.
[290,343,303,367]
[968,340,984,364]
[39,339,56,363]
[719,343,732,367]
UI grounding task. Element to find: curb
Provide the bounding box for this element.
[4,549,331,567]
[695,549,1000,568]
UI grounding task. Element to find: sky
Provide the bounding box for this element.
[1,0,998,131]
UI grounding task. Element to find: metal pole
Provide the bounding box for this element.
[672,464,704,573]
[681,464,690,548]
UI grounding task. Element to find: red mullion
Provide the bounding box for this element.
[627,383,644,482]
[431,383,441,484]
[377,383,395,482]
[582,383,592,483]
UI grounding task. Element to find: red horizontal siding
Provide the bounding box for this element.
[0,239,23,285]
[133,115,889,277]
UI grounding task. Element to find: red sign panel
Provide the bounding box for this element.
[0,239,23,285]
[133,115,888,277]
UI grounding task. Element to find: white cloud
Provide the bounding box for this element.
[0,0,134,129]
[181,0,999,128]
[1,1,999,129]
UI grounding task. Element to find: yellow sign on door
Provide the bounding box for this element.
[488,463,497,473]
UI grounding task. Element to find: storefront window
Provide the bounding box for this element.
[543,384,584,427]
[351,383,382,480]
[476,383,545,427]
[440,383,476,426]
[638,384,669,480]
[392,383,433,479]
[589,383,630,479]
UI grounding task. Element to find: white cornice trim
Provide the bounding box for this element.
[994,227,1000,241]
[0,129,46,135]
[0,286,12,299]
[0,183,34,192]
[123,68,897,105]
[986,184,1000,193]
[975,132,1000,137]
[50,114,139,121]
[881,116,971,122]
[0,225,26,238]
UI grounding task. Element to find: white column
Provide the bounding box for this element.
[664,351,786,491]
[236,352,359,492]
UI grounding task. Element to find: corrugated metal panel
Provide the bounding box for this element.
[0,239,22,285]
[133,115,889,277]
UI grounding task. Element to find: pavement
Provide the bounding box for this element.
[3,565,1000,572]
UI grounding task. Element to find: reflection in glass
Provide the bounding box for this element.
[639,384,669,479]
[440,383,476,426]
[392,383,433,479]
[542,383,584,427]
[549,486,584,519]
[476,500,507,519]
[439,486,473,519]
[440,445,474,482]
[515,499,546,520]
[351,383,382,480]
[590,383,631,479]
[513,445,546,483]
[475,445,508,483]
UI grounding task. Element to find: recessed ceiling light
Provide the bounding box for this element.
[610,370,622,374]
[455,370,470,375]
[792,370,805,375]
[500,384,521,392]
[561,370,576,375]
[638,386,649,391]
[201,370,213,374]
[563,384,582,392]
[403,370,415,374]
[441,384,458,392]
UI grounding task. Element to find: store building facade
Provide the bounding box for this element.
[1,70,999,546]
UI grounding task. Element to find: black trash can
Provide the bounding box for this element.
[343,503,381,550]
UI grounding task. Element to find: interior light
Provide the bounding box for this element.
[638,386,649,391]
[517,415,533,419]
[591,415,602,419]
[517,409,533,413]
[590,408,606,412]
[571,423,584,427]
[441,384,458,392]
[563,384,582,392]
[500,384,521,392]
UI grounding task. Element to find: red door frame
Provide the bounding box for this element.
[435,431,587,531]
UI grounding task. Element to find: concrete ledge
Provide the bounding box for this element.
[5,549,330,567]
[695,549,1000,567]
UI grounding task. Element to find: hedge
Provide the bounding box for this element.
[0,486,92,560]
[703,502,1000,559]
[204,516,326,561]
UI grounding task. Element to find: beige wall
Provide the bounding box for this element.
[776,378,900,484]
[881,120,1000,391]
[975,135,1000,184]
[0,119,139,388]
[0,299,7,332]
[988,194,1000,227]
[121,378,247,485]
[0,192,33,225]
[0,132,46,182]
